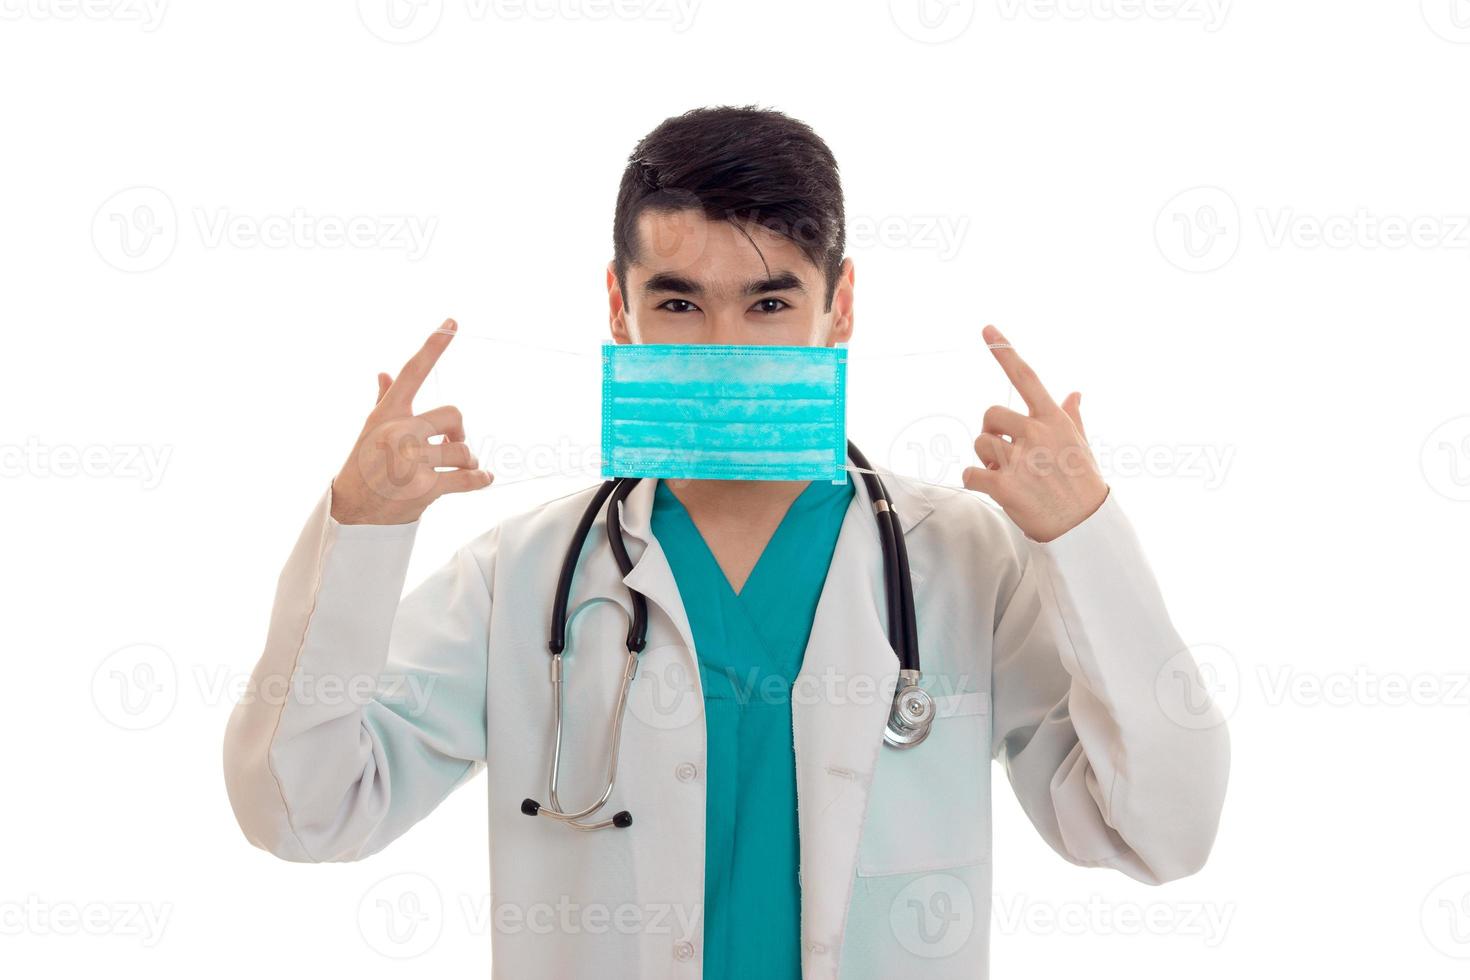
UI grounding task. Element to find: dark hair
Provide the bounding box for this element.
[612,105,847,311]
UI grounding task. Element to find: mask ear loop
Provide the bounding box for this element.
[836,340,1022,500]
[420,334,1022,496]
[427,330,596,458]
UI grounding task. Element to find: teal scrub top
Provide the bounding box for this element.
[650,476,856,980]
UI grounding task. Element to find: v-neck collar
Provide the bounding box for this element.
[652,478,841,600]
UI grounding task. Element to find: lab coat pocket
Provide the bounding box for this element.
[855,691,991,878]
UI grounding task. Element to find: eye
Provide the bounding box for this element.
[752,298,790,314]
[657,299,699,314]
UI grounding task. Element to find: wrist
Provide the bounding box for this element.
[1034,484,1110,543]
[328,477,421,526]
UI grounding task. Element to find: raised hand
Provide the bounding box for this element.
[961,325,1108,543]
[329,318,493,525]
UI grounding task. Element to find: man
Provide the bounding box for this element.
[224,106,1229,979]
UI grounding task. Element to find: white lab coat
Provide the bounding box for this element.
[223,470,1229,979]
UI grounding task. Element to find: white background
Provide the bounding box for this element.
[3,0,1469,976]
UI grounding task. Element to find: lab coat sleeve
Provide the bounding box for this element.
[222,484,492,863]
[989,490,1230,884]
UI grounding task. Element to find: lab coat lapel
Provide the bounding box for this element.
[607,478,699,659]
[878,467,937,536]
[793,467,933,978]
[578,470,937,980]
[558,478,700,706]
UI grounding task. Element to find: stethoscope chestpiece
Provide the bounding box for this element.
[883,669,936,749]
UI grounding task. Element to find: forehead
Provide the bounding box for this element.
[629,208,818,289]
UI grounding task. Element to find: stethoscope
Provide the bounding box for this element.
[520,441,936,831]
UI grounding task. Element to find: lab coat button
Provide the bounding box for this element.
[675,762,698,782]
[673,940,695,961]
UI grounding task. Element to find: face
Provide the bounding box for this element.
[607,209,854,348]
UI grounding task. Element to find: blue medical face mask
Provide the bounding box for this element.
[601,342,848,483]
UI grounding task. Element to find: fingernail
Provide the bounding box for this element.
[438,318,457,334]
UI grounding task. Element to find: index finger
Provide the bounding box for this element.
[983,324,1056,415]
[383,318,457,410]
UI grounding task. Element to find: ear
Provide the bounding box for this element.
[607,262,632,343]
[827,257,855,344]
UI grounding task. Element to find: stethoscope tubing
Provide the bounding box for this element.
[523,441,928,831]
[844,442,919,672]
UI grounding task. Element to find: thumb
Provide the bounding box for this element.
[376,372,393,405]
[1061,391,1086,439]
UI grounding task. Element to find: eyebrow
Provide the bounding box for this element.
[642,271,809,296]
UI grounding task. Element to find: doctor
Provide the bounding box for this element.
[223,106,1229,979]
